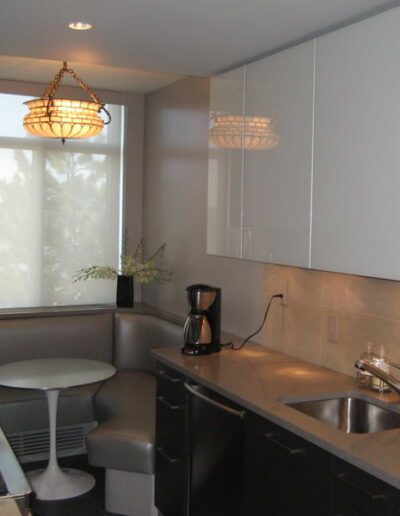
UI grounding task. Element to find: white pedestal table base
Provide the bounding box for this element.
[0,358,116,500]
[28,388,95,500]
[28,467,95,501]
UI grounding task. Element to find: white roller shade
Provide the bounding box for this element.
[0,93,124,308]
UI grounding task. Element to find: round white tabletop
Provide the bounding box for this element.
[0,358,116,390]
[0,357,116,501]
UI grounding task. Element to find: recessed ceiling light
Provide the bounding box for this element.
[68,21,93,31]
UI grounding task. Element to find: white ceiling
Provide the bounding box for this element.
[0,0,398,92]
[0,56,181,94]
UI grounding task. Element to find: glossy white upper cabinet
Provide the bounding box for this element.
[312,8,400,279]
[207,67,245,258]
[242,41,315,266]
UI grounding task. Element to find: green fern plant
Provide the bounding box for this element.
[73,237,171,284]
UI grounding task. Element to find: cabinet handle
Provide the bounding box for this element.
[184,382,246,419]
[157,395,183,411]
[157,447,179,464]
[334,473,385,502]
[158,369,182,383]
[263,433,304,456]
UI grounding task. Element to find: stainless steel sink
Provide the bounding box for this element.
[288,397,400,434]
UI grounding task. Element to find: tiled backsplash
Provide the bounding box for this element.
[260,265,400,377]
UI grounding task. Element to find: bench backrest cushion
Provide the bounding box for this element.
[114,313,182,372]
[0,313,113,365]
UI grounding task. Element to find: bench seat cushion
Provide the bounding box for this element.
[86,370,156,474]
[0,384,100,434]
[114,313,182,372]
[0,313,113,366]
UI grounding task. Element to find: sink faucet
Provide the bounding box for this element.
[354,357,400,395]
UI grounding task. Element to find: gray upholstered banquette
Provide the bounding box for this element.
[0,309,182,516]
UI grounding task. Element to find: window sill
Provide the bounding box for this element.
[0,304,116,320]
[0,302,184,325]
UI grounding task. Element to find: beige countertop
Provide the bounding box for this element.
[152,342,400,490]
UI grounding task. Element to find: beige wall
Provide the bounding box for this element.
[143,76,400,378]
[142,77,266,338]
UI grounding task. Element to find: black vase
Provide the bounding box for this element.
[116,275,134,308]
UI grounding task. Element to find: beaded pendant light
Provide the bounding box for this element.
[23,61,111,144]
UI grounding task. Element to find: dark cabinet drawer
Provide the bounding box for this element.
[155,362,188,516]
[332,458,400,516]
[155,446,186,516]
[155,362,187,456]
[244,412,331,516]
[156,363,186,404]
[156,391,186,456]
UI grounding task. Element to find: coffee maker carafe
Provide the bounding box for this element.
[182,284,221,355]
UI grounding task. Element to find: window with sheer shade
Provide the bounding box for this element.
[0,93,125,308]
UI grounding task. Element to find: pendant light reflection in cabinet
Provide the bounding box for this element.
[209,113,279,150]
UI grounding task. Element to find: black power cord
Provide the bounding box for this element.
[232,293,283,351]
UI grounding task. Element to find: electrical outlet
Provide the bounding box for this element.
[280,282,288,307]
[327,313,338,343]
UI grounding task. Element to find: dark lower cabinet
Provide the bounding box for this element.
[154,365,188,516]
[244,412,332,516]
[154,363,245,516]
[332,459,400,516]
[186,383,245,516]
[155,446,186,516]
[154,363,400,516]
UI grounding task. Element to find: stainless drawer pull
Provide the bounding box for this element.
[184,382,246,420]
[158,369,182,383]
[263,433,304,456]
[157,447,179,464]
[157,396,182,411]
[334,473,385,502]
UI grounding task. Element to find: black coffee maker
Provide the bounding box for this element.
[182,284,221,355]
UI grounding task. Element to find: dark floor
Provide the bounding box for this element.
[23,455,117,516]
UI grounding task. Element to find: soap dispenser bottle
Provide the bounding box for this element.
[370,346,391,393]
[356,343,391,393]
[356,343,374,389]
